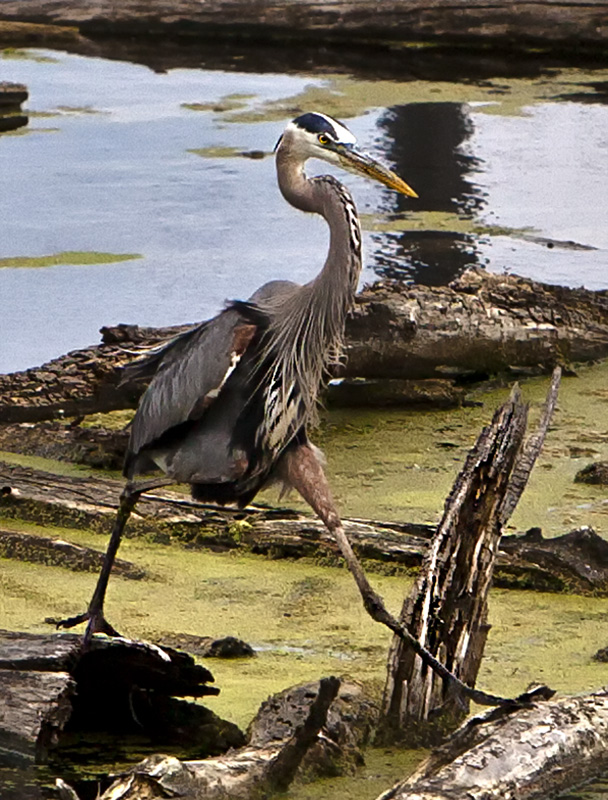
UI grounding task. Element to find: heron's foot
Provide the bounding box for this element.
[46,610,120,638]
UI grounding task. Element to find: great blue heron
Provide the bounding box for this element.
[57,111,417,642]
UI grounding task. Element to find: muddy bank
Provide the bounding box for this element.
[0,0,606,52]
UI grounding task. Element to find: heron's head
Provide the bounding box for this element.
[276,111,418,198]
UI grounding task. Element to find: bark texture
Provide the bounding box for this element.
[380,691,608,800]
[2,270,608,423]
[0,0,606,47]
[0,669,75,764]
[380,370,560,742]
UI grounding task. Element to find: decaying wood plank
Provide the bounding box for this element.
[0,0,606,47]
[0,669,75,764]
[380,369,561,742]
[2,270,608,423]
[380,691,608,800]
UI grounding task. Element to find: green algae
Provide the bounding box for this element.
[0,48,59,63]
[2,365,608,796]
[0,251,142,269]
[188,145,245,159]
[209,66,608,126]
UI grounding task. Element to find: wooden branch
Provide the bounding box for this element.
[2,270,607,423]
[500,366,561,523]
[380,691,608,800]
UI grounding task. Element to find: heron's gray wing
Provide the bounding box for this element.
[126,307,259,460]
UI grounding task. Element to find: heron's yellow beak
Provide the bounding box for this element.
[336,145,418,198]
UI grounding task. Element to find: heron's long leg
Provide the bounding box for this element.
[53,477,173,648]
[278,443,515,708]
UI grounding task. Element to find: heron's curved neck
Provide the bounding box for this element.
[276,154,362,302]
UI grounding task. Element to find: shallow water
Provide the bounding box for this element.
[0,47,607,372]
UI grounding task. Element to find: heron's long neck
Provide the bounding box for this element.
[276,157,362,310]
[259,158,363,437]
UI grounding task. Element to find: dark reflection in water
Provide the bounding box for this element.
[371,103,485,285]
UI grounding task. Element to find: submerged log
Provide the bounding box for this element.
[0,629,242,765]
[2,458,608,593]
[2,269,608,423]
[379,370,560,742]
[0,527,146,578]
[0,0,606,48]
[575,460,608,486]
[381,691,608,800]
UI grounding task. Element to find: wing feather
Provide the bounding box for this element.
[126,308,259,462]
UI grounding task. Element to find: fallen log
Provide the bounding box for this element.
[0,629,242,765]
[0,421,129,470]
[2,269,608,423]
[379,691,608,800]
[2,460,608,593]
[0,0,606,48]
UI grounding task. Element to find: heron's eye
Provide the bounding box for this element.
[318,133,329,145]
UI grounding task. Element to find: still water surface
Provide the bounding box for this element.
[0,48,607,372]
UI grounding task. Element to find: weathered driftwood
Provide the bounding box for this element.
[0,81,27,108]
[0,81,28,133]
[3,460,608,594]
[2,269,608,423]
[0,0,606,48]
[379,691,608,800]
[499,525,608,593]
[346,270,608,381]
[66,677,365,800]
[0,629,243,765]
[0,669,75,764]
[380,369,560,742]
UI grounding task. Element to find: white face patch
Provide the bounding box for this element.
[279,113,359,169]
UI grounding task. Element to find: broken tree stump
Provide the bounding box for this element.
[0,630,243,765]
[379,369,561,743]
[380,691,608,800]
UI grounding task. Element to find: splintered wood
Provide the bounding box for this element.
[380,369,561,740]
